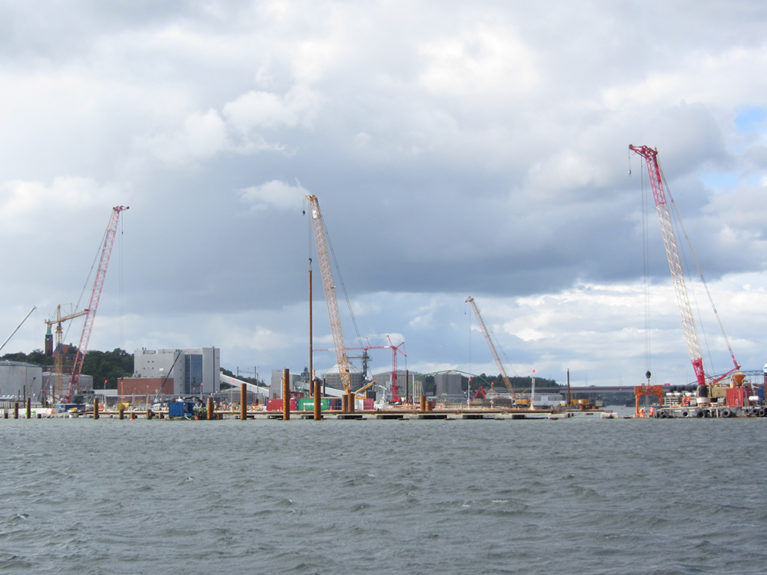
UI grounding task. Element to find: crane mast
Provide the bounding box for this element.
[466,296,516,400]
[306,195,352,394]
[67,205,129,401]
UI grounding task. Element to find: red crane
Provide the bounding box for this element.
[629,145,739,391]
[316,339,406,402]
[387,336,406,403]
[66,205,129,401]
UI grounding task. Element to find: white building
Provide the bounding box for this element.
[0,361,43,400]
[133,347,220,395]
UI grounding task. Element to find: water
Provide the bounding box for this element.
[1,416,765,574]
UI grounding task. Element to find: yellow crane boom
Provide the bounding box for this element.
[466,296,516,400]
[306,195,352,394]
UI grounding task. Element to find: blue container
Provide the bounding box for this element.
[168,401,193,418]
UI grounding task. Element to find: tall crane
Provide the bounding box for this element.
[629,145,739,390]
[386,336,406,403]
[45,305,89,401]
[466,296,516,401]
[306,195,352,394]
[66,205,129,401]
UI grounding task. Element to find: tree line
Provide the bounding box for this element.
[1,348,133,389]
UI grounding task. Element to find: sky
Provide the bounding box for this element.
[1,0,766,388]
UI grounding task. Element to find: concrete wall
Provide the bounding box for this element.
[0,361,43,400]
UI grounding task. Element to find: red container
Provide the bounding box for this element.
[726,387,746,407]
[266,399,298,411]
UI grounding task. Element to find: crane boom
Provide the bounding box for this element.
[0,306,36,354]
[629,145,705,386]
[67,205,128,400]
[466,296,516,400]
[306,195,352,394]
[629,145,740,388]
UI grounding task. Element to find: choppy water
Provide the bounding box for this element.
[1,415,765,574]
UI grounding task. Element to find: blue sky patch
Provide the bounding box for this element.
[734,107,767,133]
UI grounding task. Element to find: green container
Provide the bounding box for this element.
[298,398,330,411]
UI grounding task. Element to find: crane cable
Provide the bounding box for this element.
[660,166,739,376]
[638,156,653,378]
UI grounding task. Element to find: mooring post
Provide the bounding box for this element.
[146,407,152,420]
[94,397,99,420]
[240,383,247,420]
[207,396,214,420]
[13,402,19,419]
[26,398,31,419]
[420,395,427,412]
[118,404,125,420]
[282,368,290,420]
[341,394,347,413]
[313,379,322,420]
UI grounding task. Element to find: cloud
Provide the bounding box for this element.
[1,2,767,390]
[237,180,306,212]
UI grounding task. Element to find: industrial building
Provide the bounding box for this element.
[320,362,365,392]
[121,347,221,397]
[435,372,463,400]
[0,360,43,401]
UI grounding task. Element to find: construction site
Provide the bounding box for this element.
[1,147,766,420]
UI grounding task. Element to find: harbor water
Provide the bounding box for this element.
[1,415,765,574]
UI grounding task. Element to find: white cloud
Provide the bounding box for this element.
[1,2,766,391]
[237,180,306,212]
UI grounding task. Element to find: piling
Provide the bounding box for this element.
[118,404,125,420]
[146,408,153,420]
[313,379,322,420]
[207,396,214,420]
[13,402,19,419]
[26,398,31,419]
[282,368,290,421]
[341,394,348,413]
[347,392,355,413]
[420,395,427,412]
[94,398,100,420]
[240,383,247,420]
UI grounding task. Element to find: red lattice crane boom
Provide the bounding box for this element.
[629,145,739,388]
[306,195,352,394]
[66,205,128,401]
[386,336,406,403]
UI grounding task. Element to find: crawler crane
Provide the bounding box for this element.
[629,145,739,395]
[465,296,516,402]
[59,205,128,403]
[305,195,353,397]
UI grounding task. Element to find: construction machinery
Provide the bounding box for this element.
[47,205,128,403]
[465,296,517,402]
[0,306,36,354]
[306,195,352,396]
[44,305,89,401]
[629,145,739,396]
[316,338,406,403]
[386,336,406,403]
